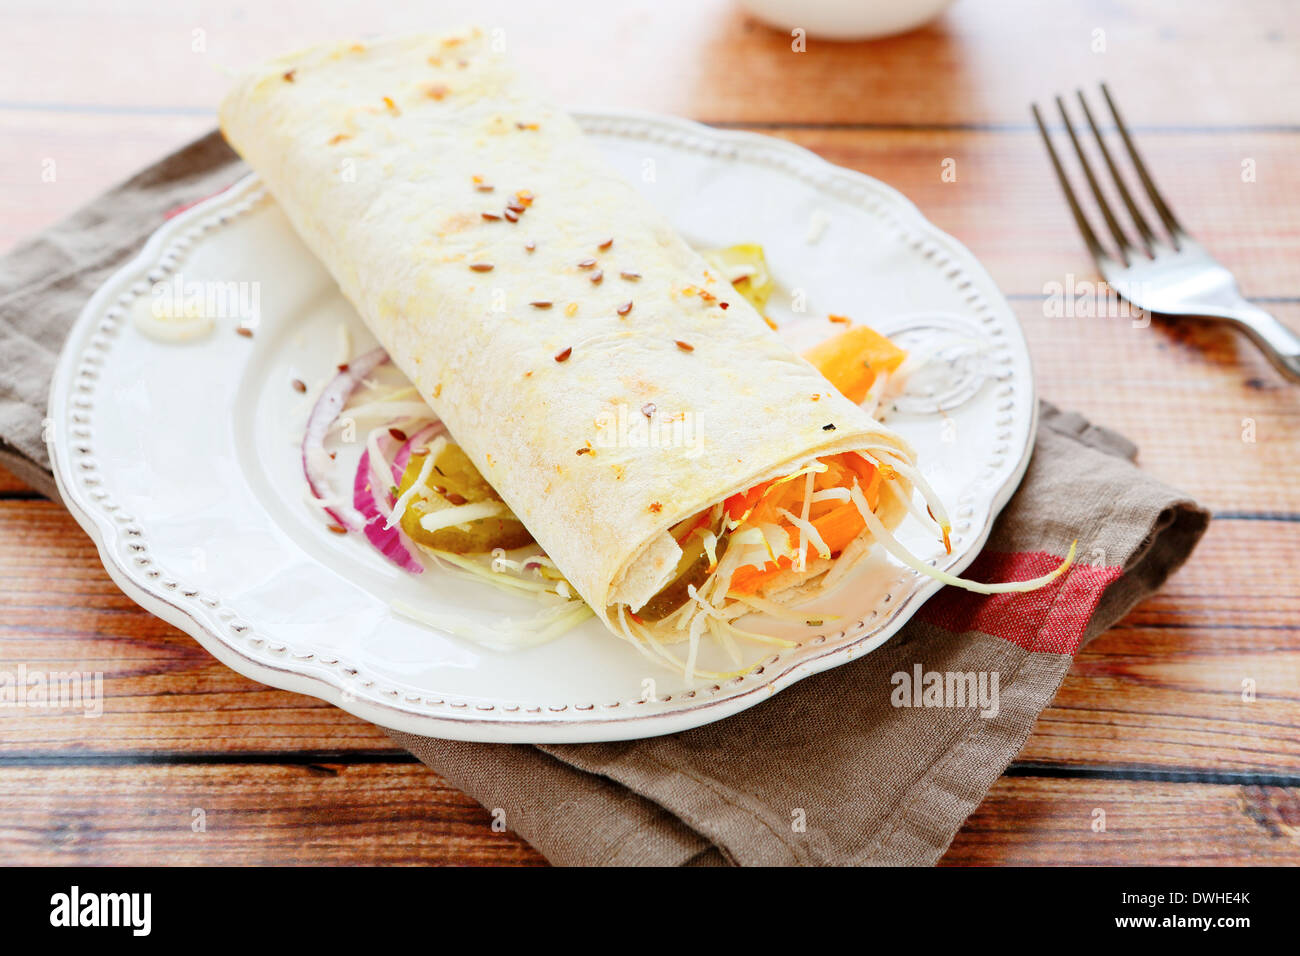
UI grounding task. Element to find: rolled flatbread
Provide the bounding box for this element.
[219,28,919,648]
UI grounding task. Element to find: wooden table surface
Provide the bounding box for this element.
[2,0,1298,865]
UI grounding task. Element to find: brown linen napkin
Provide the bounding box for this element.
[1,131,1209,866]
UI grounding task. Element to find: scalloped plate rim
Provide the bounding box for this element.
[47,110,1036,743]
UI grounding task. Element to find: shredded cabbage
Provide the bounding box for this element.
[394,596,593,650]
[848,480,1075,594]
[811,487,851,503]
[779,506,831,562]
[335,400,440,424]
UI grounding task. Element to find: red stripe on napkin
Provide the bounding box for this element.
[919,550,1121,655]
[163,181,239,220]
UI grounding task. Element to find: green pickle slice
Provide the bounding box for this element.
[638,534,728,622]
[396,442,534,554]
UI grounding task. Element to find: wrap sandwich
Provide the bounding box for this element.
[219,29,1068,676]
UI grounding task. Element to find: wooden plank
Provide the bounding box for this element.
[1016,518,1300,773]
[941,776,1300,865]
[0,762,1292,865]
[761,129,1300,300]
[0,497,393,753]
[3,499,1297,775]
[1,0,1296,126]
[6,119,1300,291]
[0,762,543,865]
[0,465,34,496]
[1011,299,1300,515]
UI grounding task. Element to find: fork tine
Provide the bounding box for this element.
[1076,89,1155,256]
[1031,102,1108,266]
[1056,94,1133,264]
[1101,82,1184,242]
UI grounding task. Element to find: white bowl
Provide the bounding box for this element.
[738,0,958,41]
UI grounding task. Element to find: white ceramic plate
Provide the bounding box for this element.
[48,111,1034,743]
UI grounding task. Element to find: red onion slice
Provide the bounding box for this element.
[301,346,390,530]
[353,433,425,574]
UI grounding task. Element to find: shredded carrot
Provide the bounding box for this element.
[812,503,867,553]
[716,318,907,597]
[721,450,891,596]
[729,555,793,595]
[723,481,769,523]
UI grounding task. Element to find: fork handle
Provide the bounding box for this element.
[1221,303,1300,382]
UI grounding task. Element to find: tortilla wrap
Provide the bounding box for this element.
[219,28,916,636]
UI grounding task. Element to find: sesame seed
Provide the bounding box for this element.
[590,269,603,284]
[597,238,614,250]
[236,326,253,338]
[617,301,633,316]
[507,203,526,214]
[641,403,656,418]
[675,340,694,352]
[525,241,536,252]
[555,346,572,362]
[469,263,494,272]
[481,212,501,221]
[530,301,553,308]
[620,271,640,280]
[327,524,347,534]
[282,70,296,82]
[577,258,597,269]
[291,378,307,393]
[504,209,519,222]
[389,427,408,442]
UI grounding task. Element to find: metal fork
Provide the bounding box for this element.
[1032,84,1300,382]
